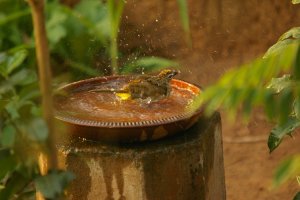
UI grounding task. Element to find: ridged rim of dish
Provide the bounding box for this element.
[54,76,202,128]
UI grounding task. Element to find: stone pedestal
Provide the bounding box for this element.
[58,113,225,200]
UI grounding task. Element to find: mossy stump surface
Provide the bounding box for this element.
[58,112,225,200]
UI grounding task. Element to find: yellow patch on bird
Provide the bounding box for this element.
[116,92,131,100]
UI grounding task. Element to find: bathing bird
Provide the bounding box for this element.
[91,69,179,101]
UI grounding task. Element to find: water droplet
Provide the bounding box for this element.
[155,19,158,22]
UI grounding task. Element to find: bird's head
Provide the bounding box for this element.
[158,69,179,80]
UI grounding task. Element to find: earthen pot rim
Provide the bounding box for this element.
[54,75,203,129]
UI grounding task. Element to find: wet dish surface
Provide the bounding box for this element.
[54,76,201,127]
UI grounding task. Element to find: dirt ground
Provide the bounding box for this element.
[120,0,300,199]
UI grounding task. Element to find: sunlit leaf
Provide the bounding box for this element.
[268,117,300,152]
[190,42,298,121]
[279,27,300,41]
[292,0,300,4]
[121,57,179,74]
[264,39,299,58]
[0,124,16,147]
[273,155,300,187]
[267,74,292,93]
[35,170,75,199]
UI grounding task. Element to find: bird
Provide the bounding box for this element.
[90,69,179,101]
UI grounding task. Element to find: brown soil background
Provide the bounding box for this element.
[119,0,300,199]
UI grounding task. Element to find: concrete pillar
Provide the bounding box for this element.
[58,112,225,200]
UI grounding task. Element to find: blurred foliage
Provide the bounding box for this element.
[190,0,300,197]
[273,155,300,187]
[176,0,191,45]
[0,47,73,199]
[121,57,179,74]
[0,0,190,199]
[35,170,75,199]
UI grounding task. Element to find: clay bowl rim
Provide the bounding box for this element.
[54,75,203,129]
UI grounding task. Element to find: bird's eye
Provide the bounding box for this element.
[167,73,174,78]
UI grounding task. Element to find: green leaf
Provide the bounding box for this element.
[26,118,48,142]
[264,90,277,120]
[279,27,300,41]
[0,171,31,200]
[35,170,75,199]
[0,124,16,147]
[61,2,109,44]
[10,69,37,86]
[19,84,40,101]
[176,0,191,44]
[294,97,300,119]
[121,57,179,74]
[278,88,294,124]
[267,74,292,93]
[294,192,300,200]
[190,42,298,122]
[292,0,300,4]
[273,155,300,187]
[46,8,67,47]
[268,117,300,152]
[0,49,28,77]
[264,27,300,58]
[5,100,20,120]
[264,39,299,58]
[6,49,28,76]
[0,149,16,180]
[0,8,31,26]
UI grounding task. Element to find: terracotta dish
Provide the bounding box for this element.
[54,75,202,143]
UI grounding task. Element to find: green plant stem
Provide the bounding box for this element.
[27,0,58,172]
[108,0,125,75]
[110,37,118,74]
